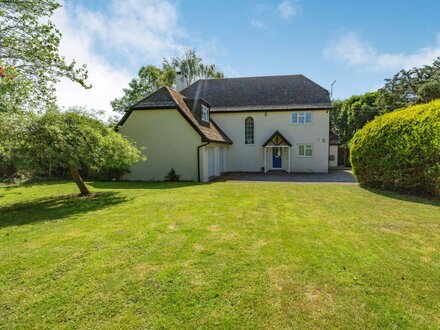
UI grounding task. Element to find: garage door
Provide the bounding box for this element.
[207,147,215,177]
[219,147,226,173]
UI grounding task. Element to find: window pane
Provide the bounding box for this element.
[305,145,312,156]
[245,117,254,144]
[201,106,209,122]
[291,112,297,123]
[305,112,312,123]
[298,113,305,124]
[299,145,304,156]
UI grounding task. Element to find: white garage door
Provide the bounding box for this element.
[219,147,226,173]
[207,147,215,177]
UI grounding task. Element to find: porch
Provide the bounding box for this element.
[263,130,292,173]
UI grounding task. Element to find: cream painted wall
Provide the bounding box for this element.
[119,109,202,181]
[329,145,338,167]
[211,110,330,173]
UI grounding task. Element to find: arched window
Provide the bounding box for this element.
[245,117,254,144]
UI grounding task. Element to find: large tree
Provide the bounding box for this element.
[0,109,144,195]
[0,0,90,110]
[163,49,224,87]
[111,49,224,113]
[377,57,440,111]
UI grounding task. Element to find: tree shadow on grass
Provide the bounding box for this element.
[365,187,440,207]
[89,181,203,190]
[0,192,130,228]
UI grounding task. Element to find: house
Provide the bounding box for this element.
[117,74,339,182]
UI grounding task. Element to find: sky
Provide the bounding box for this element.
[53,0,440,117]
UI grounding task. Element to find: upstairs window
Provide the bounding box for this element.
[291,111,313,125]
[201,105,210,122]
[245,117,254,144]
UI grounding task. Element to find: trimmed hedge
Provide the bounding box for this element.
[350,100,440,197]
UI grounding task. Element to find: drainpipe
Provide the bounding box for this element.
[197,142,210,182]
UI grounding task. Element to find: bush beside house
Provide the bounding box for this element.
[350,100,440,197]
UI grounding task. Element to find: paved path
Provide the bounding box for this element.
[215,169,357,184]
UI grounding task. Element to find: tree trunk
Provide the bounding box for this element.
[68,164,90,196]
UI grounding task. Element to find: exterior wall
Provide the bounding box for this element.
[119,109,202,181]
[211,110,330,173]
[329,145,338,167]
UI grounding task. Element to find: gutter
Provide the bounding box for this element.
[197,142,210,182]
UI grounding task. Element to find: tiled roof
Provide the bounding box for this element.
[167,88,232,144]
[117,87,232,144]
[262,130,292,147]
[181,74,331,112]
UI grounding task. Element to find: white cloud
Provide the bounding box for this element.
[53,0,187,119]
[251,19,266,29]
[276,0,296,21]
[323,32,440,71]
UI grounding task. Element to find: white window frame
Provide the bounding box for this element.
[244,117,255,145]
[291,111,313,125]
[201,105,210,122]
[298,144,313,157]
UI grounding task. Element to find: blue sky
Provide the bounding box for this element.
[54,0,440,115]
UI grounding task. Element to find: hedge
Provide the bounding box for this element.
[350,100,440,197]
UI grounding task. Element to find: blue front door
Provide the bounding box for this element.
[272,147,282,168]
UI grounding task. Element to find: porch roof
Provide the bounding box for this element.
[262,130,292,147]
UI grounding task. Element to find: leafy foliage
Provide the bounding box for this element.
[0,0,90,110]
[0,111,34,172]
[377,57,440,111]
[331,92,381,146]
[164,168,180,182]
[163,49,224,87]
[111,49,224,113]
[350,100,440,197]
[0,109,144,194]
[110,65,173,113]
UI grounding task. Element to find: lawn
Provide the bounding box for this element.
[0,181,439,329]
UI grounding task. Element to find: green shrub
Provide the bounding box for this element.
[350,100,440,197]
[164,168,180,182]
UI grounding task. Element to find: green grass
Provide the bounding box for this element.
[0,181,439,329]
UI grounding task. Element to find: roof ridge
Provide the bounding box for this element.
[193,74,305,82]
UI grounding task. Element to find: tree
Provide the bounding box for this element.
[3,109,144,195]
[163,49,224,87]
[110,65,173,113]
[377,57,440,111]
[331,92,380,147]
[0,111,33,175]
[111,49,224,113]
[0,0,90,110]
[0,67,33,112]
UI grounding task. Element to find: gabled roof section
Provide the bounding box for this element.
[131,86,176,109]
[263,130,292,147]
[181,74,332,112]
[117,86,232,144]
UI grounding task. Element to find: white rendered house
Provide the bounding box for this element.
[117,74,339,182]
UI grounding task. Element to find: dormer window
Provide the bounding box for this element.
[201,105,210,122]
